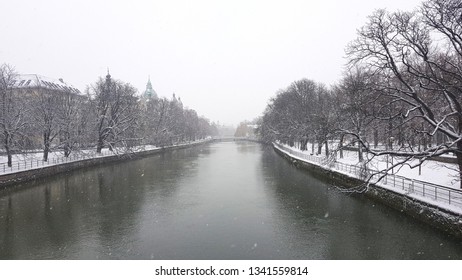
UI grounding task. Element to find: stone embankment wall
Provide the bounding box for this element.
[0,141,209,188]
[273,146,462,239]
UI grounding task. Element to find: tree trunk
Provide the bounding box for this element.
[289,139,294,147]
[96,138,104,153]
[43,132,50,162]
[63,131,71,157]
[325,140,329,157]
[456,140,462,189]
[387,120,393,150]
[398,117,404,147]
[317,142,322,155]
[373,128,378,148]
[64,149,71,157]
[301,139,307,151]
[64,143,71,157]
[43,146,49,161]
[4,135,12,167]
[358,143,363,162]
[437,132,443,145]
[339,134,344,159]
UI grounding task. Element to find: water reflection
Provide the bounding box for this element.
[0,142,461,259]
[0,148,202,259]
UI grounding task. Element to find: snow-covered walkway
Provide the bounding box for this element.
[274,142,462,215]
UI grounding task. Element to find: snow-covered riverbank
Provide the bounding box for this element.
[273,142,462,215]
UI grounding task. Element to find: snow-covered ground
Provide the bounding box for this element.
[285,143,459,189]
[338,150,457,189]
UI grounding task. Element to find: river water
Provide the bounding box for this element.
[0,141,461,259]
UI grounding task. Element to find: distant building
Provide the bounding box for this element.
[11,74,81,94]
[143,77,158,100]
[9,74,83,150]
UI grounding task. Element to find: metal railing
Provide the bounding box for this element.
[0,139,212,176]
[274,142,462,210]
[0,149,114,175]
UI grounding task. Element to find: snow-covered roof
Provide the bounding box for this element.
[11,74,81,94]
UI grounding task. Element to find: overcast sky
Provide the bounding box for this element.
[1,0,423,126]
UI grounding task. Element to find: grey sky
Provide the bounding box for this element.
[1,0,423,125]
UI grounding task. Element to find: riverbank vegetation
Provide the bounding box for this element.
[0,66,218,167]
[258,0,462,188]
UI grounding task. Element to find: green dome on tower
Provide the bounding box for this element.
[143,77,158,99]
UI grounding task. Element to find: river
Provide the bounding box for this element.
[0,141,461,259]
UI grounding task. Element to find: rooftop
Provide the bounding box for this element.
[11,74,81,94]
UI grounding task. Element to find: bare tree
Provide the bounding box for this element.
[26,78,87,161]
[32,88,61,161]
[141,97,171,146]
[334,68,378,161]
[0,64,29,167]
[346,0,462,188]
[88,73,139,153]
[165,94,185,144]
[259,78,337,157]
[184,108,200,141]
[57,90,89,157]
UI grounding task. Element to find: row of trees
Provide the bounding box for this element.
[0,66,218,167]
[234,119,259,138]
[259,0,462,188]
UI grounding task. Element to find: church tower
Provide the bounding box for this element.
[143,76,158,99]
